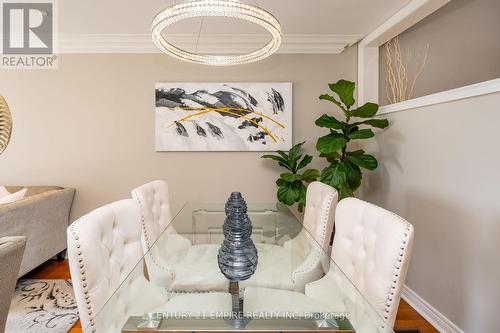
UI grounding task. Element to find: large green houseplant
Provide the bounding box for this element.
[316,79,388,199]
[261,142,319,212]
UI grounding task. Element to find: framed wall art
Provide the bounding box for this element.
[155,82,292,151]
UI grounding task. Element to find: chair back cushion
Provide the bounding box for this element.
[0,236,26,332]
[302,181,338,252]
[284,182,338,291]
[67,199,167,332]
[332,198,414,329]
[131,180,175,248]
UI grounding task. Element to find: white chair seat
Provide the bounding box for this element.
[243,287,332,316]
[240,243,298,291]
[168,244,229,292]
[158,292,232,315]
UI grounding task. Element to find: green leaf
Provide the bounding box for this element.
[348,129,375,140]
[280,172,302,182]
[316,133,347,154]
[347,149,365,156]
[277,182,301,206]
[288,142,305,160]
[261,154,286,163]
[339,184,355,200]
[347,153,378,170]
[319,151,341,163]
[351,118,389,129]
[320,162,347,188]
[344,160,362,190]
[297,154,313,171]
[301,169,320,183]
[262,154,292,171]
[276,178,287,187]
[315,114,345,129]
[319,93,345,109]
[329,80,356,107]
[350,102,379,118]
[298,185,307,212]
[276,150,289,160]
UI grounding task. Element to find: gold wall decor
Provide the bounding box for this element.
[0,95,12,155]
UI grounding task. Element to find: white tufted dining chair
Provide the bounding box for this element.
[244,198,414,332]
[132,180,229,292]
[67,199,231,333]
[241,181,338,292]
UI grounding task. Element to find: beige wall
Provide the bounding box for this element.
[379,0,500,105]
[0,50,356,220]
[361,92,500,332]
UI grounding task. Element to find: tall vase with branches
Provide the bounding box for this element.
[385,36,429,104]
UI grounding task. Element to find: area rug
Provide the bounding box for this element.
[6,279,79,333]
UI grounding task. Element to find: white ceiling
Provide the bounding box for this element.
[55,0,412,53]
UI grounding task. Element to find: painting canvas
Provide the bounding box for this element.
[155,82,292,151]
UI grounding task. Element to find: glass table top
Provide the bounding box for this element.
[88,202,391,333]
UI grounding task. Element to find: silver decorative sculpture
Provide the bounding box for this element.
[218,192,258,315]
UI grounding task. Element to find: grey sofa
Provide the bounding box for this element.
[0,236,26,333]
[0,186,75,276]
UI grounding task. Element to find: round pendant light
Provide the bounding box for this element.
[151,0,282,66]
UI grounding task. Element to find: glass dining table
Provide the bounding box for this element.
[89,202,391,333]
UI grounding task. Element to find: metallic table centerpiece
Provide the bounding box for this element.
[217,192,258,315]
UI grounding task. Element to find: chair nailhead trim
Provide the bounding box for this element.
[292,190,335,287]
[132,189,175,281]
[69,223,97,329]
[379,215,412,328]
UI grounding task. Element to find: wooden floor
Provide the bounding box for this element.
[24,260,438,333]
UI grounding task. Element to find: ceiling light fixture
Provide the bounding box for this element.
[151,0,282,66]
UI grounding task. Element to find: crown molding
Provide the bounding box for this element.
[56,34,363,54]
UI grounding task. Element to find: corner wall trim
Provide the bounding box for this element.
[357,0,450,105]
[402,285,465,333]
[379,78,500,115]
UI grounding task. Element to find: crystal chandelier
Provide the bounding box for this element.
[151,0,282,66]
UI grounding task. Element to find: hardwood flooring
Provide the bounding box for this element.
[23,260,438,333]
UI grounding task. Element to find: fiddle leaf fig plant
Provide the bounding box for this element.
[262,142,320,212]
[316,79,389,199]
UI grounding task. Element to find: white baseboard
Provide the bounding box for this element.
[402,285,465,333]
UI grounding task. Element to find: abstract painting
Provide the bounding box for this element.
[155,82,292,151]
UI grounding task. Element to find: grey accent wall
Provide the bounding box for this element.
[379,0,500,105]
[361,92,500,332]
[0,50,356,220]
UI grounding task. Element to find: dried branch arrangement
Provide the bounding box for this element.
[384,36,429,104]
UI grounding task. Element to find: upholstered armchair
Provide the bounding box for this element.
[241,181,338,292]
[67,199,231,333]
[0,236,26,333]
[132,180,229,292]
[244,198,414,332]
